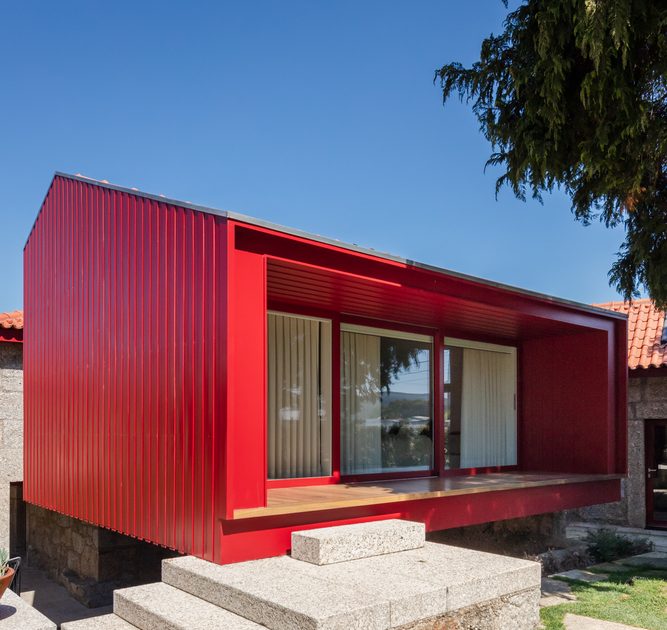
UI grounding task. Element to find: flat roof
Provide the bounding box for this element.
[31,172,626,321]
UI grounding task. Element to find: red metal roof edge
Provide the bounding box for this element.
[25,173,625,324]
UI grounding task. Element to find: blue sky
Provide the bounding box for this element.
[0,1,629,313]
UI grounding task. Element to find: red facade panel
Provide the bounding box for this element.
[23,173,627,565]
[520,328,623,474]
[24,176,227,560]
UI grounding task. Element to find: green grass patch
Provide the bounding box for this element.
[540,568,667,630]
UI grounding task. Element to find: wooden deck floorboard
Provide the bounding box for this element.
[233,472,622,519]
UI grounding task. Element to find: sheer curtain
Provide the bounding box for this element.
[267,313,331,479]
[460,348,516,467]
[341,331,382,474]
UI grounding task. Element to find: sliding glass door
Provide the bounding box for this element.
[444,338,517,469]
[340,324,433,475]
[267,312,332,479]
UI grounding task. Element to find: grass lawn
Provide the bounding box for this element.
[540,566,667,630]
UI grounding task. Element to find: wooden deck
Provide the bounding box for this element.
[233,472,622,519]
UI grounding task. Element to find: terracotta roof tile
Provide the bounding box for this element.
[595,299,667,370]
[0,310,23,330]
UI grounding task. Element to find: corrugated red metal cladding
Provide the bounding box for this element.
[24,173,627,565]
[24,175,227,559]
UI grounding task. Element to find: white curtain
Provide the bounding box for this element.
[268,313,331,479]
[460,348,516,467]
[341,332,382,474]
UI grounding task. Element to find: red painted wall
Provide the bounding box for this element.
[24,175,227,560]
[520,329,624,474]
[23,173,627,565]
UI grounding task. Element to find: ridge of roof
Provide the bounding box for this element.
[26,172,626,322]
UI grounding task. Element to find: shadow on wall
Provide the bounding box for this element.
[26,504,181,608]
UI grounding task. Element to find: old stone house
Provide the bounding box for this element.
[0,310,24,557]
[3,297,665,605]
[577,299,667,530]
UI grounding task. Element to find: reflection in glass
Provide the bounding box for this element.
[341,330,433,475]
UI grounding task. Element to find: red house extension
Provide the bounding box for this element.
[23,173,628,565]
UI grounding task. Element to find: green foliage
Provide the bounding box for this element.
[379,339,426,394]
[436,0,667,306]
[542,568,667,630]
[584,528,652,562]
[0,548,9,577]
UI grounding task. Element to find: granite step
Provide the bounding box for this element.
[113,582,265,630]
[162,542,541,630]
[291,519,425,565]
[162,555,390,630]
[61,613,138,629]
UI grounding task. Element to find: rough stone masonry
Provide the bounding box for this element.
[0,340,23,552]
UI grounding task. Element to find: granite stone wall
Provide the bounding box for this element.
[573,375,667,528]
[27,504,178,607]
[428,512,568,556]
[0,341,23,552]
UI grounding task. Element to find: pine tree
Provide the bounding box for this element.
[437,0,667,306]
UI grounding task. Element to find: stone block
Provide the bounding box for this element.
[0,345,22,370]
[1,420,22,449]
[66,550,80,576]
[61,614,136,630]
[364,543,540,612]
[635,401,667,419]
[163,555,391,630]
[80,545,99,579]
[163,541,540,628]
[371,587,540,630]
[551,569,608,582]
[627,380,642,403]
[563,613,643,629]
[0,370,22,394]
[0,588,56,629]
[291,519,425,565]
[541,577,575,598]
[0,392,22,420]
[71,532,84,555]
[114,582,268,629]
[275,554,448,628]
[645,377,667,401]
[0,449,22,482]
[619,551,667,570]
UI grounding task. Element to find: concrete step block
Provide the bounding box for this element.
[0,589,56,630]
[273,554,448,627]
[291,519,425,565]
[162,555,390,630]
[351,542,541,612]
[163,541,540,629]
[113,582,264,630]
[61,614,138,629]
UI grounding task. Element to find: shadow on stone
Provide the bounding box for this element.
[0,604,17,620]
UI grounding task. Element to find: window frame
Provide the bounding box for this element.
[264,307,521,488]
[266,308,338,488]
[442,336,519,475]
[339,321,437,482]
